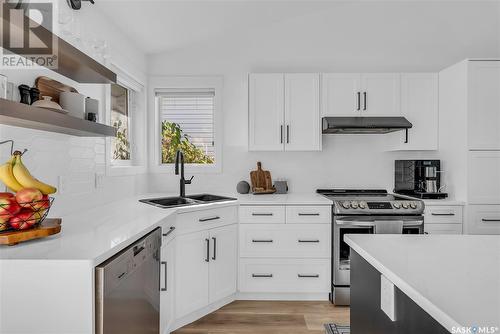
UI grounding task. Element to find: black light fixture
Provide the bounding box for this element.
[67,0,95,10]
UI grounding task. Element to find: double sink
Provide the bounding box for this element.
[140,194,237,209]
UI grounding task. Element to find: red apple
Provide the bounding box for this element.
[0,192,14,199]
[9,210,40,230]
[32,195,50,211]
[0,214,10,231]
[15,188,43,208]
[0,197,21,216]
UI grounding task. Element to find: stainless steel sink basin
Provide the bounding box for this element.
[185,194,236,203]
[139,194,236,209]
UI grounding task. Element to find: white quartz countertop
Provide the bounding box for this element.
[0,194,238,264]
[236,193,333,205]
[345,234,500,331]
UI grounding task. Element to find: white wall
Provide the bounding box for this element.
[146,1,500,196]
[0,1,148,216]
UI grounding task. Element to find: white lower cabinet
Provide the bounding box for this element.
[424,205,464,235]
[468,205,500,235]
[174,223,237,320]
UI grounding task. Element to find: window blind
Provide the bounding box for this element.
[157,89,215,159]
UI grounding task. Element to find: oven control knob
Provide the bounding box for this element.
[342,201,350,209]
[350,201,359,209]
[402,202,409,209]
[359,201,367,209]
[393,202,401,209]
[410,202,417,209]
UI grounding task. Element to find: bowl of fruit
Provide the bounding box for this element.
[0,151,57,233]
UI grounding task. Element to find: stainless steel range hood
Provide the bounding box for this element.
[322,117,412,134]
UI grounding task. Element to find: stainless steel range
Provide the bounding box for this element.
[317,189,425,306]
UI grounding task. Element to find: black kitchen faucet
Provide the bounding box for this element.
[175,150,194,198]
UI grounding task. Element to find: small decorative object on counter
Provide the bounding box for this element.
[86,112,97,122]
[274,180,288,194]
[250,161,276,194]
[85,97,99,121]
[29,87,40,105]
[32,96,65,113]
[18,84,31,104]
[59,91,86,118]
[0,74,7,99]
[237,180,251,194]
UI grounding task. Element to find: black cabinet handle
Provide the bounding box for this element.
[252,213,273,216]
[199,216,220,222]
[286,125,290,144]
[205,238,210,262]
[431,213,455,216]
[298,213,320,216]
[482,218,500,222]
[162,226,175,237]
[357,92,361,111]
[363,92,367,110]
[280,125,283,144]
[161,261,167,291]
[252,274,273,278]
[298,239,320,243]
[298,274,319,278]
[252,239,273,243]
[212,237,217,260]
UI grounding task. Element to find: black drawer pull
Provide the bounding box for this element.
[298,213,320,216]
[431,213,455,216]
[298,274,319,278]
[252,213,274,216]
[252,274,273,278]
[252,239,273,243]
[482,218,500,222]
[162,226,175,237]
[199,216,220,222]
[298,239,320,243]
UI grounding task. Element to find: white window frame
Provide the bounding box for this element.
[149,76,223,174]
[105,64,147,176]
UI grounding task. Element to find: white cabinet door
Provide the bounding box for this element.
[284,74,321,151]
[393,73,438,150]
[468,151,500,204]
[468,61,500,150]
[160,238,175,334]
[360,73,401,116]
[468,205,500,235]
[174,230,209,319]
[208,224,237,303]
[321,73,361,116]
[248,73,285,151]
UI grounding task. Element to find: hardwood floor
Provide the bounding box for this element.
[173,301,350,334]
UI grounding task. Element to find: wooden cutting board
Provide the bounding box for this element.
[35,76,78,104]
[250,162,276,194]
[0,218,62,246]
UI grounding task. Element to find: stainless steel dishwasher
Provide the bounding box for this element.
[95,228,162,334]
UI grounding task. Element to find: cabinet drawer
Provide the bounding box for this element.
[176,205,238,233]
[239,258,330,293]
[425,206,463,225]
[286,206,331,224]
[468,205,500,235]
[424,224,462,235]
[239,206,285,224]
[240,224,330,258]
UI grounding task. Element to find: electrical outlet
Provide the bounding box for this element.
[95,173,105,189]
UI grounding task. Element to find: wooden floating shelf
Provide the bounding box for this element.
[0,98,116,137]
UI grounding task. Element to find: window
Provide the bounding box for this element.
[151,76,222,173]
[157,90,215,164]
[111,83,131,161]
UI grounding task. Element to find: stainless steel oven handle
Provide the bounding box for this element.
[335,219,424,226]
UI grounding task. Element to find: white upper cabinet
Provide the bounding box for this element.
[284,74,321,151]
[249,73,321,151]
[468,61,500,150]
[389,73,438,150]
[321,73,361,116]
[360,73,401,116]
[249,73,284,151]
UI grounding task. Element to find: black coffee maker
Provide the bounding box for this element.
[394,160,448,199]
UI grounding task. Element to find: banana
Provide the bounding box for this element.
[12,152,57,195]
[0,156,24,192]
